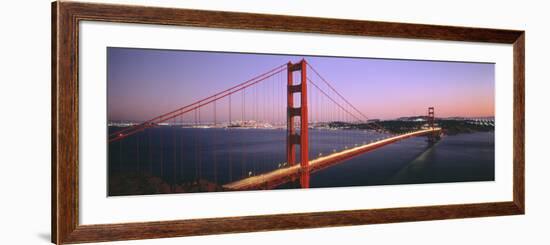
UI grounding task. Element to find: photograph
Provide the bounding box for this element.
[107,48,495,196]
[2,1,539,244]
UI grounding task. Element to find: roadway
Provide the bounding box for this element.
[223,127,442,190]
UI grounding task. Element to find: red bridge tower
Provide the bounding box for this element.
[287,60,309,188]
[427,107,440,143]
[428,107,435,129]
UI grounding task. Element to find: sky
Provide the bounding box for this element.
[107,47,495,122]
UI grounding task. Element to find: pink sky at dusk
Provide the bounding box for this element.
[107,47,494,121]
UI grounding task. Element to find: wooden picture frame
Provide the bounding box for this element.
[52,1,525,244]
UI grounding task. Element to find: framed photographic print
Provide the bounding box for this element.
[52,1,525,244]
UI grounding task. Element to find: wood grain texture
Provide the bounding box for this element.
[51,2,58,243]
[51,1,525,244]
[53,1,80,244]
[62,1,523,43]
[513,33,525,213]
[64,202,521,244]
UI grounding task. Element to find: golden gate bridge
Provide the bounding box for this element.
[108,59,441,191]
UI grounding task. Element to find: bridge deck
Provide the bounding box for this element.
[223,128,442,191]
